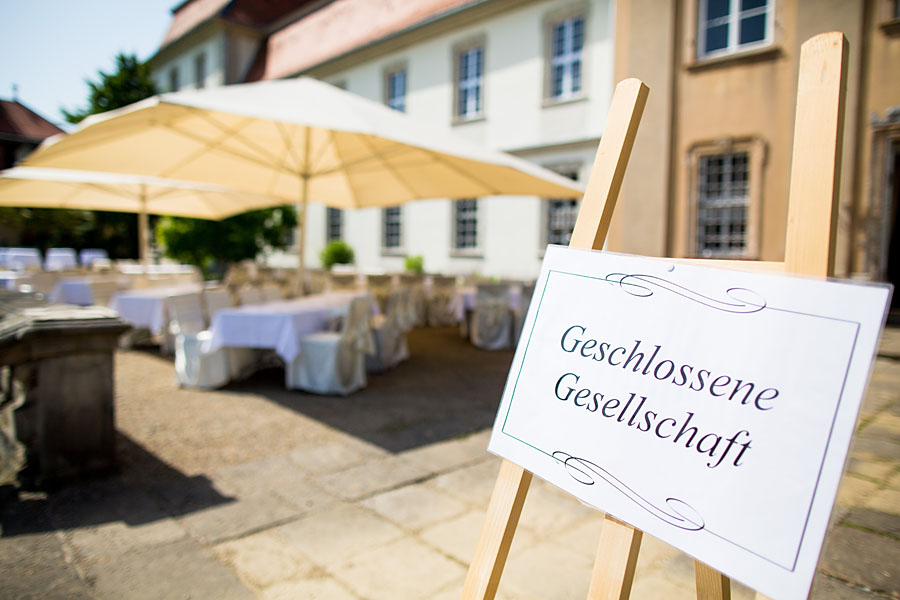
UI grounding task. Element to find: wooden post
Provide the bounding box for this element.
[460,78,649,600]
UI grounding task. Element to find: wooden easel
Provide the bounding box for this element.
[461,31,849,600]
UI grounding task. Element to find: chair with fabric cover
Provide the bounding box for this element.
[305,269,328,294]
[169,293,231,388]
[366,290,410,372]
[202,287,258,380]
[328,272,359,292]
[365,274,393,314]
[470,283,514,350]
[427,275,458,327]
[512,282,535,345]
[399,273,427,327]
[237,285,263,306]
[88,279,121,307]
[286,296,374,395]
[261,282,283,302]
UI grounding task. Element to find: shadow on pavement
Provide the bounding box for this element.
[226,326,514,453]
[0,431,232,537]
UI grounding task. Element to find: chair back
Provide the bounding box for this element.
[341,296,375,355]
[305,269,328,294]
[237,286,263,306]
[366,274,393,313]
[260,282,283,302]
[168,293,206,335]
[88,279,120,306]
[329,272,359,292]
[203,287,234,321]
[475,283,511,308]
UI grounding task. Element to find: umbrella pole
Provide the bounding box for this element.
[139,185,149,265]
[297,175,307,294]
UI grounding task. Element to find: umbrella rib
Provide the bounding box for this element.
[417,146,503,196]
[308,128,338,176]
[191,108,287,167]
[276,122,305,175]
[351,134,422,205]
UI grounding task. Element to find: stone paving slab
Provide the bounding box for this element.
[820,525,900,596]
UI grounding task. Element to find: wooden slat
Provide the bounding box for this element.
[587,517,644,600]
[460,460,532,598]
[783,31,849,278]
[570,78,650,251]
[460,78,648,600]
[695,561,731,600]
[662,258,785,273]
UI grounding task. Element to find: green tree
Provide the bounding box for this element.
[156,206,298,278]
[62,53,157,124]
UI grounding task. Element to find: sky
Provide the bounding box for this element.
[0,0,178,131]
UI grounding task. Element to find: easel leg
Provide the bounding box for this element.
[695,560,731,600]
[461,459,533,599]
[587,516,643,599]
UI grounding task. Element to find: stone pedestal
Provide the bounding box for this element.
[0,291,129,487]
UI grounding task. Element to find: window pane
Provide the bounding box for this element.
[455,199,478,249]
[739,14,766,44]
[553,24,565,56]
[571,60,582,93]
[696,152,749,257]
[706,0,730,20]
[741,0,767,10]
[705,23,729,52]
[572,17,584,51]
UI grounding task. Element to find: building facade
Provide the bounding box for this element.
[151,0,614,280]
[612,0,900,293]
[151,0,900,287]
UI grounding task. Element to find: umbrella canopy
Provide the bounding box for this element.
[23,77,584,272]
[0,166,285,262]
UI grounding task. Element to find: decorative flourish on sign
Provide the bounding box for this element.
[552,451,705,531]
[601,273,766,314]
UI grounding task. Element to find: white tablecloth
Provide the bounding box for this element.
[109,284,202,334]
[205,291,371,363]
[0,270,22,291]
[49,278,94,306]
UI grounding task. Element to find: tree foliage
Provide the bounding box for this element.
[62,53,157,124]
[156,206,298,277]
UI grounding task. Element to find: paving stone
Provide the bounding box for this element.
[215,455,339,514]
[260,577,360,600]
[288,438,386,475]
[810,574,882,599]
[429,457,502,507]
[402,429,492,474]
[213,530,318,590]
[360,482,467,531]
[175,490,299,544]
[275,503,404,565]
[842,507,900,539]
[820,525,900,595]
[835,476,880,510]
[499,541,594,599]
[311,454,433,501]
[65,517,187,559]
[548,511,605,558]
[845,457,898,483]
[517,479,599,540]
[851,437,900,462]
[0,528,93,600]
[421,510,494,564]
[331,537,465,600]
[865,487,900,516]
[83,537,253,600]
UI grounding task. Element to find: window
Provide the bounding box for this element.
[195,53,206,89]
[695,152,750,257]
[453,199,479,250]
[547,199,580,246]
[326,207,343,242]
[383,206,402,250]
[697,0,772,59]
[169,67,180,92]
[549,16,584,100]
[385,69,406,112]
[455,44,483,120]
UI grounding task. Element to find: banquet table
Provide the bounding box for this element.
[451,285,522,321]
[49,278,94,306]
[204,291,373,364]
[109,284,203,335]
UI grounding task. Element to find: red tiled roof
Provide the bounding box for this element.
[0,100,64,142]
[245,0,478,81]
[160,0,231,47]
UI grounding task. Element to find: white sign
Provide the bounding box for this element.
[488,246,891,600]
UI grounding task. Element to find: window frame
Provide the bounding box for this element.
[686,138,766,259]
[384,64,407,113]
[382,206,404,254]
[451,198,481,256]
[452,36,486,124]
[325,207,343,243]
[696,0,774,61]
[543,2,589,105]
[541,165,582,250]
[169,67,180,92]
[194,52,206,89]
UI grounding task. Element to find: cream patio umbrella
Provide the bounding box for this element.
[0,166,287,263]
[23,77,584,277]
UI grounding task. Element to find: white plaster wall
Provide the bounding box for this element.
[300,0,613,279]
[153,35,225,92]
